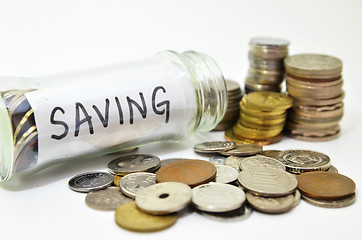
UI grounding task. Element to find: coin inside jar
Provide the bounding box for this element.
[296,171,356,200]
[156,159,216,187]
[135,182,192,215]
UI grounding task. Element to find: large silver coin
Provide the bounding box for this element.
[219,143,262,157]
[214,165,239,184]
[224,156,244,172]
[68,171,114,193]
[85,187,133,210]
[198,204,253,222]
[238,167,297,197]
[302,193,356,208]
[108,154,161,175]
[119,172,156,199]
[135,182,192,215]
[276,149,331,174]
[194,141,236,154]
[239,155,285,171]
[209,155,226,165]
[246,192,296,213]
[192,183,246,213]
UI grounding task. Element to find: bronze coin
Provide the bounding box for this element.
[296,171,356,200]
[156,159,216,187]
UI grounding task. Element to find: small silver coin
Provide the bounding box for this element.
[214,165,239,184]
[238,167,298,197]
[239,155,285,171]
[160,158,186,168]
[194,141,236,154]
[276,149,331,174]
[209,155,226,165]
[68,171,114,193]
[108,154,161,175]
[292,189,301,208]
[219,143,262,156]
[135,182,192,215]
[119,172,156,199]
[85,187,133,211]
[246,192,296,214]
[199,204,253,222]
[302,193,356,208]
[192,183,246,213]
[224,156,244,172]
[327,165,338,173]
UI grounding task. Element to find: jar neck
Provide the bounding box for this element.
[168,51,228,132]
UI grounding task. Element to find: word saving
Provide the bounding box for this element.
[50,86,170,140]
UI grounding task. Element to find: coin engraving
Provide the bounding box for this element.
[85,187,132,210]
[108,154,160,174]
[120,172,156,199]
[68,171,114,193]
[239,155,285,171]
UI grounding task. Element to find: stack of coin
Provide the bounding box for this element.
[284,54,344,141]
[244,37,290,93]
[225,91,292,145]
[213,80,243,131]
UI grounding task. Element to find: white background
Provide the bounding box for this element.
[1,0,362,239]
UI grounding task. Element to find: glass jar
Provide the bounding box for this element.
[0,50,227,182]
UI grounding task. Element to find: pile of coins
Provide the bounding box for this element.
[244,37,289,93]
[1,89,38,173]
[67,141,356,233]
[225,91,292,145]
[213,80,243,131]
[284,54,344,141]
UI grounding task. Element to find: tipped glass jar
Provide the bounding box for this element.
[0,50,227,182]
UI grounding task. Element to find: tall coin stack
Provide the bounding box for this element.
[244,37,290,93]
[284,54,344,141]
[225,91,292,145]
[213,80,242,131]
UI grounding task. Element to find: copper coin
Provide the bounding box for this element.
[296,171,356,200]
[156,159,216,187]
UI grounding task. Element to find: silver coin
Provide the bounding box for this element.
[292,189,301,208]
[246,192,296,213]
[250,37,290,47]
[276,149,331,174]
[239,155,285,171]
[85,187,133,210]
[327,165,338,173]
[302,193,356,208]
[68,171,114,193]
[160,158,186,168]
[192,183,246,213]
[194,141,236,154]
[209,155,226,165]
[224,156,244,172]
[135,182,192,215]
[219,143,262,156]
[198,204,253,222]
[107,154,161,175]
[214,165,239,184]
[119,172,156,199]
[238,167,297,197]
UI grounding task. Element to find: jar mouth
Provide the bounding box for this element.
[0,96,14,182]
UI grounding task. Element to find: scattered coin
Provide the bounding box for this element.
[107,154,161,175]
[209,155,226,165]
[159,158,186,168]
[219,143,262,156]
[302,193,356,208]
[246,192,296,214]
[276,149,331,173]
[113,173,123,187]
[327,165,338,173]
[119,172,156,199]
[136,182,192,215]
[239,155,285,171]
[260,150,281,159]
[156,159,216,187]
[198,204,253,222]
[115,201,177,232]
[85,187,132,211]
[224,156,244,171]
[192,183,246,212]
[214,165,239,184]
[296,171,356,200]
[68,171,114,193]
[194,141,236,154]
[238,167,297,197]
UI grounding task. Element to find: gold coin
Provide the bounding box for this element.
[245,91,293,111]
[241,112,286,125]
[239,118,285,130]
[113,173,124,187]
[115,202,177,232]
[233,123,283,140]
[240,100,285,117]
[224,129,282,146]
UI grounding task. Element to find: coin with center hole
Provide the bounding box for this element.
[192,183,246,212]
[135,182,192,215]
[194,141,236,154]
[85,187,132,210]
[68,171,114,193]
[119,172,156,199]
